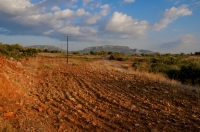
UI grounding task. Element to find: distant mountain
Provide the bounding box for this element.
[27,45,65,52]
[77,45,154,55]
[28,45,154,55]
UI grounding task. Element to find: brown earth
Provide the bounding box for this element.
[0,55,200,132]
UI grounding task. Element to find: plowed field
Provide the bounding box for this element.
[0,55,200,132]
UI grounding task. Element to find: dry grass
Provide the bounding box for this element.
[134,70,200,94]
[92,60,200,94]
[0,118,16,132]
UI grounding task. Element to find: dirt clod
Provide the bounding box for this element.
[3,112,14,118]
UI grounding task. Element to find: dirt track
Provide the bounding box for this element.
[0,56,200,132]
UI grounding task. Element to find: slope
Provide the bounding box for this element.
[0,56,199,132]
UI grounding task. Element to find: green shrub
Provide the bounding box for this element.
[51,50,61,53]
[195,52,200,55]
[0,43,38,59]
[132,62,149,72]
[109,52,127,61]
[130,53,200,86]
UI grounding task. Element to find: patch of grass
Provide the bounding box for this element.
[43,64,52,69]
[56,77,62,82]
[78,57,98,62]
[72,63,78,66]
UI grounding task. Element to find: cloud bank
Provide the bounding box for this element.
[0,0,193,44]
[160,34,198,53]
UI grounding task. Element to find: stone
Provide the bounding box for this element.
[115,114,120,118]
[164,91,169,94]
[92,121,96,126]
[17,62,23,68]
[38,107,43,112]
[135,123,140,127]
[77,104,82,109]
[70,98,75,102]
[3,73,9,79]
[3,112,14,117]
[130,105,136,111]
[19,98,24,106]
[151,129,158,132]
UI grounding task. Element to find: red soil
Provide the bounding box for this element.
[0,56,200,132]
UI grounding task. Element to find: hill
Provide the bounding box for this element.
[77,45,154,54]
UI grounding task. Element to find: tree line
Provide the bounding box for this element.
[0,43,62,59]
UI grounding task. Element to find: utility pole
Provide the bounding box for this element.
[65,36,71,64]
[60,43,62,53]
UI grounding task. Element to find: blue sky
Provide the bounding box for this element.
[0,0,199,53]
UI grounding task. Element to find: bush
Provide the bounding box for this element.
[130,53,200,86]
[195,52,200,55]
[43,49,49,53]
[179,60,200,85]
[0,43,38,59]
[72,52,80,55]
[51,50,61,53]
[109,52,127,61]
[166,68,180,80]
[132,62,149,72]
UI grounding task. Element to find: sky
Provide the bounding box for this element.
[0,0,200,53]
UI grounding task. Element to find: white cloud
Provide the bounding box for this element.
[172,29,181,32]
[51,6,61,11]
[124,0,135,3]
[54,9,75,20]
[83,0,93,5]
[195,1,200,5]
[59,25,97,36]
[100,4,110,10]
[58,26,99,41]
[75,8,90,16]
[175,0,180,5]
[85,14,102,24]
[59,26,81,36]
[106,12,149,39]
[100,4,110,16]
[43,30,54,35]
[160,34,198,53]
[85,4,110,24]
[181,34,196,46]
[0,0,36,15]
[0,0,107,42]
[153,5,192,31]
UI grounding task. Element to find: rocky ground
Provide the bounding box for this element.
[0,55,200,132]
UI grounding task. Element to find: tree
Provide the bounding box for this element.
[43,49,49,53]
[195,52,200,55]
[108,51,113,55]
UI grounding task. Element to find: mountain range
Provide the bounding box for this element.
[77,45,154,54]
[28,45,154,55]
